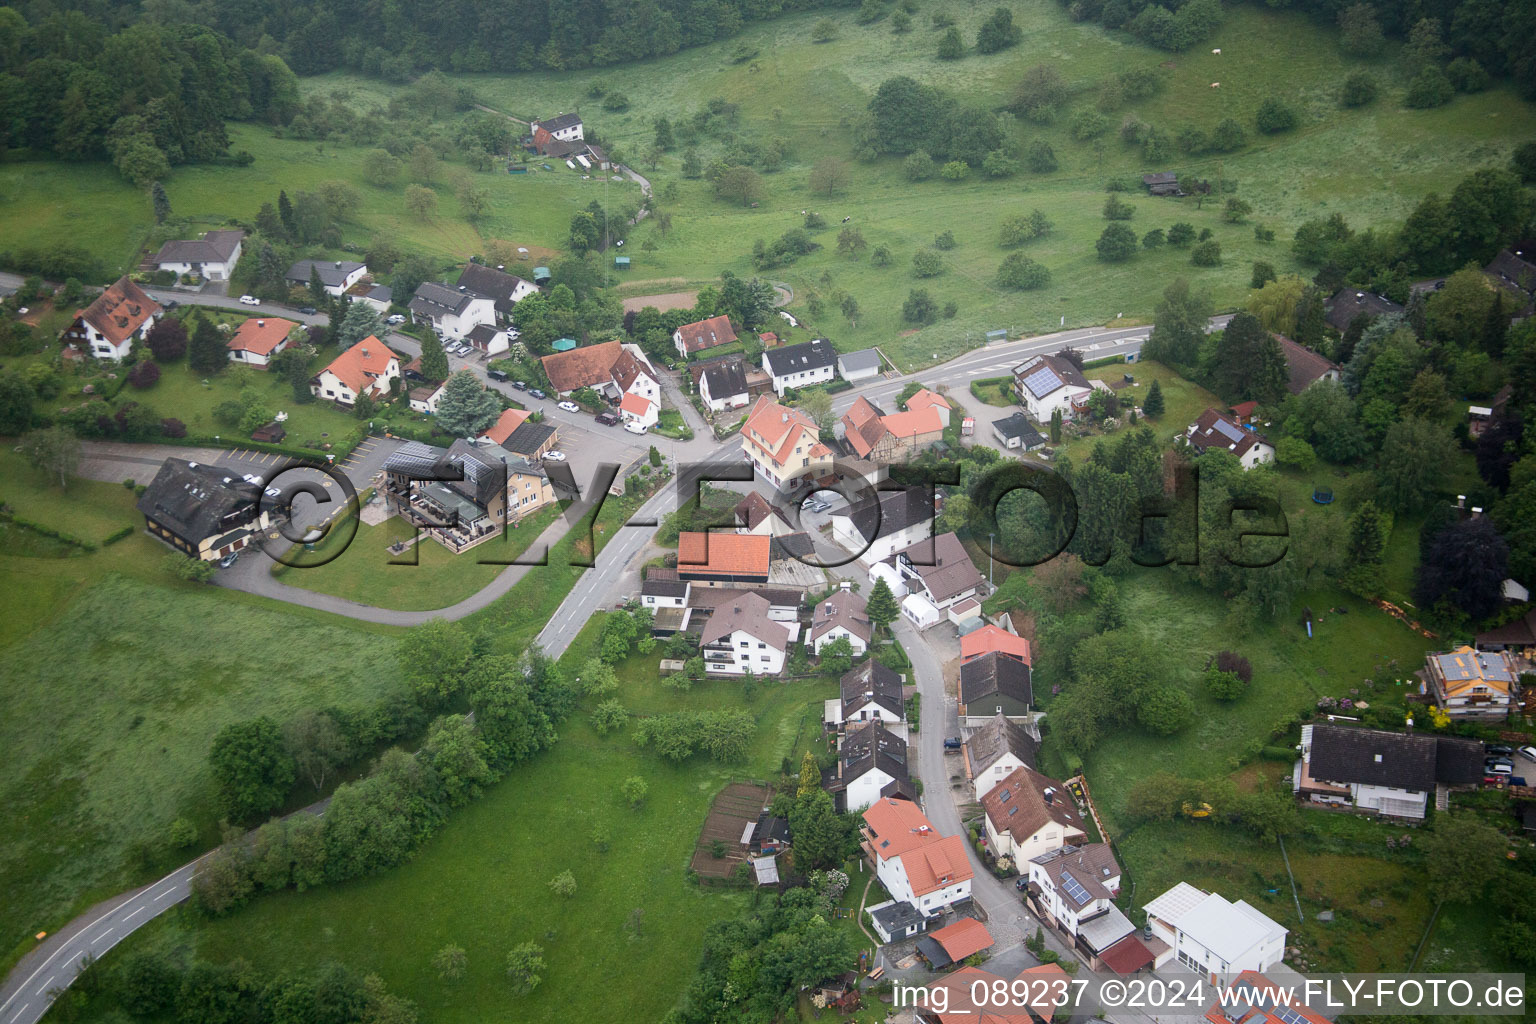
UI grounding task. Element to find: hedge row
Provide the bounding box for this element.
[0,506,97,550]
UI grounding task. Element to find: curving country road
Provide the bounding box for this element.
[0,277,1229,1021]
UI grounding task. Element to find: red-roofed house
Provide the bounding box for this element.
[840,395,944,461]
[862,796,973,918]
[479,408,531,445]
[311,336,401,406]
[961,625,1032,665]
[63,276,162,361]
[673,314,738,358]
[741,395,833,492]
[677,531,771,586]
[1185,408,1275,469]
[540,341,660,405]
[904,388,953,427]
[914,964,1071,1024]
[918,917,994,969]
[619,391,658,428]
[226,316,297,369]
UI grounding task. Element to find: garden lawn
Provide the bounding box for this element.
[0,573,408,968]
[102,350,363,449]
[1118,820,1433,973]
[1078,574,1440,831]
[0,448,140,546]
[270,505,558,611]
[180,615,838,1024]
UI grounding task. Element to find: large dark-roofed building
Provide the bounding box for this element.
[137,458,269,560]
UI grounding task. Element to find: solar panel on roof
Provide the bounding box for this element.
[1271,1007,1308,1024]
[1059,869,1092,906]
[1213,419,1246,444]
[1023,366,1063,397]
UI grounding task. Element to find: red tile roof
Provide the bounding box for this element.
[78,276,161,344]
[841,396,887,458]
[960,625,1032,665]
[480,407,531,445]
[540,340,622,393]
[861,796,974,896]
[321,336,399,395]
[905,388,951,412]
[227,316,297,357]
[880,406,944,441]
[620,392,653,417]
[611,348,654,393]
[1099,933,1155,976]
[745,395,822,469]
[675,314,737,354]
[929,917,993,962]
[677,532,770,576]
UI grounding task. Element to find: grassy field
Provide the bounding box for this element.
[270,505,559,610]
[0,121,639,279]
[1080,574,1439,828]
[455,3,1536,368]
[3,5,1528,374]
[1118,817,1433,973]
[170,614,837,1024]
[0,556,409,968]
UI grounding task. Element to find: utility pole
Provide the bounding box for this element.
[989,533,995,585]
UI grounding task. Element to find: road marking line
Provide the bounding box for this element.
[92,928,113,943]
[10,1003,28,1022]
[123,905,146,921]
[153,886,177,900]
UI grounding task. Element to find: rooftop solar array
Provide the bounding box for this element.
[1022,365,1064,398]
[1059,868,1092,906]
[1271,1006,1308,1024]
[1213,418,1246,444]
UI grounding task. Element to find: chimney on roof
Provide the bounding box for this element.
[361,347,370,357]
[256,319,264,327]
[1457,494,1466,508]
[335,261,342,269]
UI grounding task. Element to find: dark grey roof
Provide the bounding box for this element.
[764,339,837,377]
[834,485,933,543]
[467,323,502,344]
[1143,172,1178,185]
[869,900,925,936]
[837,348,881,373]
[410,281,485,319]
[153,229,243,265]
[993,412,1045,446]
[366,284,393,303]
[825,721,910,797]
[286,259,365,287]
[965,712,1039,776]
[1325,289,1403,331]
[1012,353,1090,400]
[137,458,260,544]
[457,263,535,315]
[841,660,904,720]
[642,575,689,598]
[895,532,984,603]
[537,112,582,133]
[701,358,749,400]
[1309,724,1484,792]
[501,421,557,456]
[771,532,816,560]
[1484,247,1536,297]
[915,935,955,970]
[446,438,511,508]
[959,651,1033,709]
[383,440,448,474]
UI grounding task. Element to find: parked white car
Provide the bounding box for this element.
[557,401,581,413]
[385,314,406,325]
[623,420,648,435]
[542,450,567,462]
[239,295,260,306]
